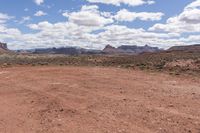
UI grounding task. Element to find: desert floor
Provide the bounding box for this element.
[0,66,199,133]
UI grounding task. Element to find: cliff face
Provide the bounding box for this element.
[168,44,200,51]
[118,45,160,54]
[33,47,101,55]
[0,42,10,54]
[34,47,81,55]
[0,42,8,50]
[102,45,124,54]
[102,44,161,55]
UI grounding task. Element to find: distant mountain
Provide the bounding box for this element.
[34,47,80,55]
[33,47,101,55]
[6,42,200,55]
[102,44,161,55]
[16,44,161,55]
[168,44,200,52]
[0,42,11,54]
[118,45,161,54]
[102,45,124,54]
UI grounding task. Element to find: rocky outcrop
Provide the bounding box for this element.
[0,42,10,54]
[102,44,161,55]
[34,47,81,55]
[33,47,101,55]
[0,42,14,54]
[102,45,124,54]
[168,44,200,52]
[0,42,8,50]
[118,45,161,54]
[20,44,161,55]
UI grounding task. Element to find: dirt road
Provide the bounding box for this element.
[0,66,199,133]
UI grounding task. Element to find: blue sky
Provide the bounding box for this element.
[0,0,200,49]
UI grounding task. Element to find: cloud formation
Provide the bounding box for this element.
[34,11,47,16]
[86,0,155,7]
[1,0,200,50]
[0,13,13,23]
[114,9,164,22]
[63,5,113,27]
[149,0,200,33]
[34,0,44,5]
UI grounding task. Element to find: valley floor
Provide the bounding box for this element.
[0,66,199,133]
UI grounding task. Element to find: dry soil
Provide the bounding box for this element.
[0,66,199,133]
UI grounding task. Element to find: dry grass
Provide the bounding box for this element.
[0,50,200,76]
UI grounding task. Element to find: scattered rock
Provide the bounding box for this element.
[168,104,174,107]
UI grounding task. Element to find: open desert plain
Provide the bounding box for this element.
[1,0,200,132]
[0,64,199,133]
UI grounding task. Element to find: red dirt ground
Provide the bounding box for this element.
[0,66,199,133]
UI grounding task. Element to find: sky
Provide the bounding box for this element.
[0,0,200,50]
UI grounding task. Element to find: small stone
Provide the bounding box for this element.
[168,104,174,107]
[60,108,64,112]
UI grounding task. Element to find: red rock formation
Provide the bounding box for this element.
[0,42,10,54]
[0,42,8,50]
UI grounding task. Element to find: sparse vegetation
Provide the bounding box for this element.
[0,50,200,76]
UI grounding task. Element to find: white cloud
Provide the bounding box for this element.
[95,25,182,48]
[62,5,113,27]
[180,35,200,43]
[0,13,13,23]
[17,16,31,24]
[179,8,200,24]
[149,0,200,33]
[27,21,53,30]
[185,0,200,10]
[86,0,155,7]
[14,22,183,50]
[34,10,47,17]
[81,5,99,11]
[34,0,44,5]
[115,9,164,22]
[1,1,200,50]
